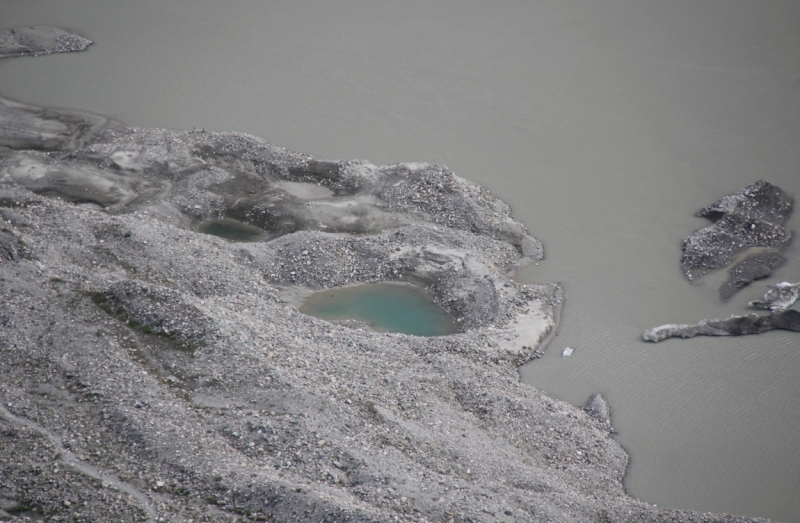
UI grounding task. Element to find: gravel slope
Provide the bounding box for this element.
[0,35,775,523]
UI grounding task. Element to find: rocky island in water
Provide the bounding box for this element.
[0,28,772,522]
[645,182,798,343]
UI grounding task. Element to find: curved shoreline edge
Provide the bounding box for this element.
[0,34,771,523]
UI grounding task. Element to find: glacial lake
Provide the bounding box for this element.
[2,2,799,520]
[198,219,264,242]
[300,283,456,337]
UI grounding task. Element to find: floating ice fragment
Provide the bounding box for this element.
[562,347,574,357]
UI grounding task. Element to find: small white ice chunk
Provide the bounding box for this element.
[562,347,574,357]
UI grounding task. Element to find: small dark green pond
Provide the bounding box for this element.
[300,283,456,337]
[199,219,264,242]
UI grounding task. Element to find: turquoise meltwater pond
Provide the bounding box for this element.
[300,283,456,337]
[198,219,264,242]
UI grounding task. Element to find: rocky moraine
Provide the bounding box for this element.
[0,29,772,523]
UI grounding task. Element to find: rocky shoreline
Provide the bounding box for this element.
[0,26,92,59]
[0,30,773,523]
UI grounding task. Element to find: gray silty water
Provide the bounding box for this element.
[2,1,799,520]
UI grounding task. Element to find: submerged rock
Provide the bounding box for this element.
[643,310,800,342]
[0,26,92,59]
[681,180,793,299]
[749,282,800,311]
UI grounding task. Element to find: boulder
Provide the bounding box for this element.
[585,393,612,429]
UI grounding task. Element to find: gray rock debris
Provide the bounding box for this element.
[646,281,800,342]
[749,282,800,311]
[680,180,793,299]
[644,310,800,342]
[0,26,92,59]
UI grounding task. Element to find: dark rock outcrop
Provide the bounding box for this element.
[644,310,800,342]
[681,180,793,299]
[0,26,92,59]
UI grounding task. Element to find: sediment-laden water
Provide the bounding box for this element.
[2,1,799,520]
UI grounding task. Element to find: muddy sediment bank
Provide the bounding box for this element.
[0,37,770,522]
